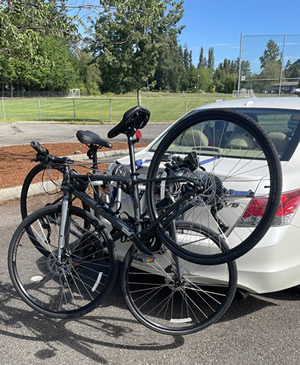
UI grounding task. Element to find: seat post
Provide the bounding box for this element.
[91,148,98,173]
[127,133,142,232]
[87,145,100,201]
[127,135,137,175]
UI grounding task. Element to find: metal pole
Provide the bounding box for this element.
[237,32,243,99]
[38,97,41,120]
[73,97,76,120]
[109,99,112,122]
[2,97,6,120]
[279,34,286,97]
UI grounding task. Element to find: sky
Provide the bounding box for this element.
[68,0,300,73]
[178,0,300,72]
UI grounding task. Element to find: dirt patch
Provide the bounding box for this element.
[0,142,148,189]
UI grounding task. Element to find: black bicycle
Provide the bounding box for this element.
[19,106,282,265]
[8,106,281,335]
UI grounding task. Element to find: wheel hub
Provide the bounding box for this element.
[165,275,186,290]
[47,252,73,278]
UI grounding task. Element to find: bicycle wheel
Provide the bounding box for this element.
[8,205,117,318]
[146,109,282,265]
[122,222,237,335]
[20,163,64,219]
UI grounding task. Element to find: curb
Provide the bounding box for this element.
[0,186,23,203]
[0,148,142,203]
[14,121,172,125]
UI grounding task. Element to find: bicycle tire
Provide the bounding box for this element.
[8,205,117,319]
[122,222,237,335]
[20,163,65,220]
[146,109,282,265]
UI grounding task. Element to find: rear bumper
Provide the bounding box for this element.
[235,224,300,293]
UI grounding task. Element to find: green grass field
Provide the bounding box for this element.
[0,92,234,123]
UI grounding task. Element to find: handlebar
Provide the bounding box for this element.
[30,141,48,155]
[30,141,73,165]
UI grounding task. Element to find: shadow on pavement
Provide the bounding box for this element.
[0,280,184,363]
[1,271,298,363]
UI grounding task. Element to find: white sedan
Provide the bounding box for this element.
[115,97,300,294]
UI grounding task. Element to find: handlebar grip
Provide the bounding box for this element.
[30,141,73,165]
[30,141,47,155]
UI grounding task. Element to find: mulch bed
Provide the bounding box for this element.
[0,142,148,189]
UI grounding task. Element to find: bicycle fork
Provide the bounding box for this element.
[168,220,183,283]
[57,188,71,263]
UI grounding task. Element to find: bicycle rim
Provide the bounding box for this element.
[8,205,117,318]
[122,222,237,335]
[146,109,282,265]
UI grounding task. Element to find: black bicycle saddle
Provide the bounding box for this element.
[107,106,150,139]
[76,130,112,149]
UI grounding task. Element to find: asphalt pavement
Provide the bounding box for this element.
[0,198,299,365]
[0,121,171,146]
[0,122,299,364]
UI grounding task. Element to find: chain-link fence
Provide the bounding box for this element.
[237,33,300,96]
[0,96,231,123]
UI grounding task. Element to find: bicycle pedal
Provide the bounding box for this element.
[135,253,155,263]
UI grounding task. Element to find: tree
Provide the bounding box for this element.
[153,34,184,92]
[213,58,237,93]
[0,1,77,62]
[197,67,213,91]
[259,39,280,69]
[0,36,79,96]
[240,60,251,76]
[207,47,215,69]
[285,59,300,79]
[89,0,184,105]
[0,55,18,97]
[183,46,190,70]
[75,50,102,95]
[197,47,206,68]
[0,0,78,96]
[253,60,281,92]
[224,76,236,94]
[38,37,79,93]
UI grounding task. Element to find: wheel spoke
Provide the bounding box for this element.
[146,110,281,265]
[8,205,117,318]
[122,222,237,335]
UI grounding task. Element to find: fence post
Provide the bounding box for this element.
[1,97,6,120]
[38,98,42,120]
[185,99,188,114]
[73,98,76,120]
[109,99,112,122]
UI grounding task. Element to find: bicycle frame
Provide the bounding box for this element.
[57,133,201,258]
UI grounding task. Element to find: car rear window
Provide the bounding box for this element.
[235,108,300,161]
[150,108,300,161]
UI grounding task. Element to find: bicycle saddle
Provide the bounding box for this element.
[107,106,150,139]
[76,130,112,149]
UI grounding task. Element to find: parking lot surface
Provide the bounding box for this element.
[0,121,170,146]
[0,199,299,365]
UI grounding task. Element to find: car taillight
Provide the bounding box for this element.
[238,189,300,227]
